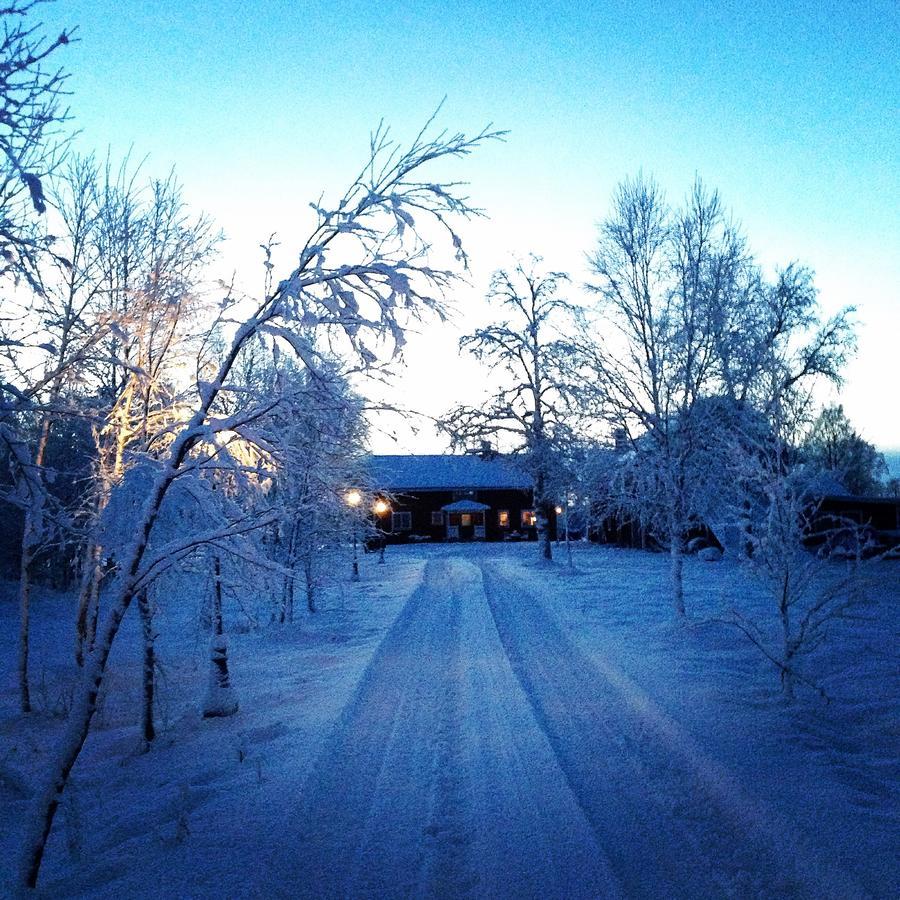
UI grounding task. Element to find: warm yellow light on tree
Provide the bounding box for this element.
[555,505,563,515]
[345,489,362,507]
[373,499,390,515]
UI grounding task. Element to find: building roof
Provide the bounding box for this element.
[365,454,531,491]
[441,499,491,512]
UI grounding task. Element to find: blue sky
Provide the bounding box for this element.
[43,1,899,450]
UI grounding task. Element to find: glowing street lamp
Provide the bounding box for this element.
[346,489,362,581]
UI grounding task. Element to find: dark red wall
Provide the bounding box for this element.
[377,488,557,542]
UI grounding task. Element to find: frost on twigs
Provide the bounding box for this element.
[18,111,500,889]
[709,427,869,702]
[582,175,854,619]
[0,1,72,287]
[438,257,580,564]
[258,111,504,371]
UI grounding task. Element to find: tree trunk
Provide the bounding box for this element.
[277,577,288,625]
[86,576,100,653]
[137,590,155,749]
[18,543,33,713]
[564,505,574,570]
[281,575,294,624]
[74,402,128,657]
[669,530,686,619]
[18,463,48,713]
[534,473,553,563]
[304,551,317,614]
[281,520,300,624]
[202,555,238,719]
[18,414,53,713]
[536,507,553,561]
[74,543,102,667]
[75,454,120,668]
[779,573,795,700]
[18,418,201,887]
[781,662,796,701]
[19,584,134,888]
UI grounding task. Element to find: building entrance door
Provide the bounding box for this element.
[442,502,490,541]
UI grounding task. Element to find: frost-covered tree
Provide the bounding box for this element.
[273,360,366,617]
[96,459,263,741]
[439,257,579,561]
[585,177,752,614]
[18,114,500,888]
[0,154,128,711]
[801,404,887,497]
[0,1,70,283]
[205,314,368,620]
[584,175,854,617]
[0,0,71,613]
[0,160,104,712]
[1,154,218,742]
[69,161,219,668]
[713,420,867,700]
[711,263,854,439]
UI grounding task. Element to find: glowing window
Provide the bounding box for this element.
[498,510,510,527]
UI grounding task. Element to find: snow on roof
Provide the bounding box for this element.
[365,454,531,491]
[441,499,491,512]
[799,468,851,499]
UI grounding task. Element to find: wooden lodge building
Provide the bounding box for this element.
[365,454,555,543]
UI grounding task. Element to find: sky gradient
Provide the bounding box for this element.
[41,0,899,450]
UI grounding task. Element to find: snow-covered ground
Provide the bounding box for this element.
[1,543,897,897]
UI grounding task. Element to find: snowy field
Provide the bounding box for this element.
[1,543,897,898]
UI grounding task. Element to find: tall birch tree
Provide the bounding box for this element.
[585,176,748,614]
[585,175,854,618]
[0,2,72,711]
[18,114,500,889]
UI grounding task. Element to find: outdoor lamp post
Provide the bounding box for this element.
[373,498,390,563]
[346,489,362,581]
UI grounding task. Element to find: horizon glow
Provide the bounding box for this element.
[38,0,899,451]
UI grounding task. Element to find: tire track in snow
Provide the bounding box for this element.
[280,558,620,899]
[417,563,479,897]
[453,560,620,898]
[282,558,472,898]
[479,559,862,900]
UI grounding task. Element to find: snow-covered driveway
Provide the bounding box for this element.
[279,556,854,899]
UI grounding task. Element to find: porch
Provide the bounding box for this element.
[441,499,490,541]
